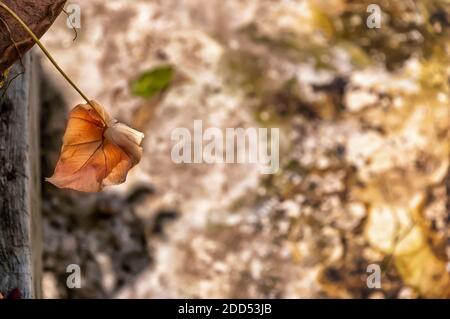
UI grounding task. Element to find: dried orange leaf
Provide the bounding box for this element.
[46,100,144,192]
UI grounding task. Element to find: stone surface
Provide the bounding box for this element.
[38,0,450,298]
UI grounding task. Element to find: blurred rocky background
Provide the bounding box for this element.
[38,0,450,298]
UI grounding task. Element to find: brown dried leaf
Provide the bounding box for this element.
[47,101,144,192]
[0,0,66,73]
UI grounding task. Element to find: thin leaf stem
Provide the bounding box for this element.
[0,1,91,105]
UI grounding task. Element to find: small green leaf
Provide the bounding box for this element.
[0,68,10,89]
[130,65,174,98]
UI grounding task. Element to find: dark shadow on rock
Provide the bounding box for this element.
[39,62,154,298]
